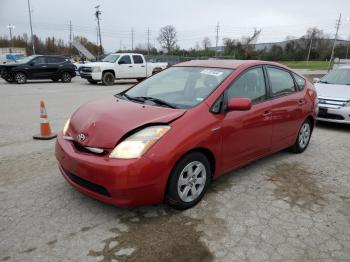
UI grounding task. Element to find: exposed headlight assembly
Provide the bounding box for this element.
[109,125,171,159]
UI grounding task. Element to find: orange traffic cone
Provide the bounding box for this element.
[33,100,57,140]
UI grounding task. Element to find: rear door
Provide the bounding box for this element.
[221,66,273,172]
[131,55,146,78]
[46,57,65,77]
[27,56,48,78]
[265,66,305,151]
[116,55,133,78]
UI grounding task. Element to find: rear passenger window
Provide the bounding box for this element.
[119,55,131,64]
[267,67,295,97]
[293,73,306,91]
[132,55,144,64]
[227,67,267,103]
[47,57,64,63]
[32,57,47,64]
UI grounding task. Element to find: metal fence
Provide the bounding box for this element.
[144,55,236,65]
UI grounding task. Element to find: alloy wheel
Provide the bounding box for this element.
[15,73,26,84]
[177,161,207,202]
[298,122,311,149]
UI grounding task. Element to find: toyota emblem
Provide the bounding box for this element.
[77,133,87,142]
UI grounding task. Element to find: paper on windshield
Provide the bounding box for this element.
[200,69,223,77]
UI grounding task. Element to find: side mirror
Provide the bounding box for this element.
[313,78,320,83]
[118,60,125,65]
[227,98,252,111]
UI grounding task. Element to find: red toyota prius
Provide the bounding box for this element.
[56,60,317,210]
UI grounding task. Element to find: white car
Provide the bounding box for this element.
[314,66,350,124]
[79,53,168,85]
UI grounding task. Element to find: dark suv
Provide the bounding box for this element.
[0,55,76,84]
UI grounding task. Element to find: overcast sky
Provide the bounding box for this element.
[0,0,349,52]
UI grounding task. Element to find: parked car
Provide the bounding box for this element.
[0,55,76,84]
[0,53,26,64]
[56,60,317,210]
[314,66,350,124]
[79,53,168,85]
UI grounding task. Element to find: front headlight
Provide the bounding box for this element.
[109,125,171,159]
[92,66,101,73]
[63,118,70,135]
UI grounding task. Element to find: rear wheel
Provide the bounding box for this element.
[61,72,72,83]
[291,119,312,153]
[102,72,115,86]
[14,72,27,84]
[166,152,211,210]
[137,78,146,82]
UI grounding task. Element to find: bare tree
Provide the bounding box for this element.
[202,37,211,50]
[157,25,177,52]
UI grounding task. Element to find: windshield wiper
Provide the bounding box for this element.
[319,80,329,84]
[133,96,177,108]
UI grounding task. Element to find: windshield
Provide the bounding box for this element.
[320,68,350,85]
[125,67,232,109]
[102,54,120,63]
[17,55,38,63]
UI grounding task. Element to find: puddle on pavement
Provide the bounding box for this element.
[267,162,327,212]
[88,208,221,262]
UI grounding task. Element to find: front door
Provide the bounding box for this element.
[27,56,48,78]
[221,66,273,172]
[116,55,133,78]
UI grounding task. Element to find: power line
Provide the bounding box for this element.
[328,13,342,71]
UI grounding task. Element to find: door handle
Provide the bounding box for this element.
[129,65,133,68]
[41,65,47,68]
[262,111,272,117]
[141,65,145,68]
[298,100,305,106]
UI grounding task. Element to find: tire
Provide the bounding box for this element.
[102,72,115,86]
[137,78,146,82]
[14,72,27,84]
[88,80,99,84]
[152,68,161,75]
[290,119,312,153]
[165,152,211,210]
[61,72,72,83]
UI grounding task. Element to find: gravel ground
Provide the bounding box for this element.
[1,77,350,262]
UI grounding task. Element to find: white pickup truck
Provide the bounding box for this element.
[79,53,168,85]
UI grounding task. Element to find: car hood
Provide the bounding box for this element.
[68,97,186,149]
[0,63,25,69]
[81,62,113,68]
[315,83,350,100]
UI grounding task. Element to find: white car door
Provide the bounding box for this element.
[115,55,133,78]
[130,54,146,78]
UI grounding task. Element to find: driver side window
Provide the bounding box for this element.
[227,67,267,103]
[119,55,131,64]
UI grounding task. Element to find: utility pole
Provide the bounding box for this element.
[306,29,316,64]
[27,0,35,54]
[147,27,150,55]
[7,24,15,53]
[131,28,135,51]
[95,5,103,60]
[215,22,220,58]
[69,20,72,55]
[328,13,342,71]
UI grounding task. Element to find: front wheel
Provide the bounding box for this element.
[102,72,115,86]
[14,72,27,84]
[290,119,312,153]
[61,72,72,83]
[165,152,211,210]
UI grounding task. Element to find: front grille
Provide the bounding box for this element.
[63,167,111,197]
[318,97,347,107]
[80,67,92,73]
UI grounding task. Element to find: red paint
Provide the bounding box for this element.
[55,60,317,208]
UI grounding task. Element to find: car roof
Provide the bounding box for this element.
[173,60,285,70]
